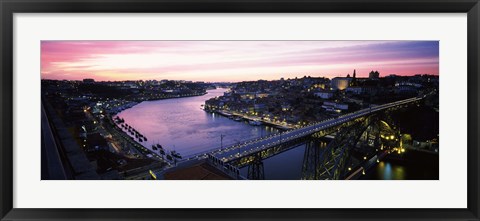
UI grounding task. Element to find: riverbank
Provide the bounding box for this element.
[109,91,212,163]
[108,91,208,115]
[209,109,294,130]
[106,113,189,170]
[105,115,164,161]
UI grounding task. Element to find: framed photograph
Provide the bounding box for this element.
[1,0,479,220]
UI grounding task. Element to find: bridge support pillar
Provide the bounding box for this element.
[247,153,265,180]
[302,140,325,180]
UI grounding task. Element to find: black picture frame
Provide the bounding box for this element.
[1,0,479,220]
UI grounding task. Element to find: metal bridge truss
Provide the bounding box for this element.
[228,135,310,168]
[302,114,399,180]
[247,153,265,180]
[302,116,373,180]
[227,117,364,168]
[225,101,416,179]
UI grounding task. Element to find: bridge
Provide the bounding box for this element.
[180,95,425,178]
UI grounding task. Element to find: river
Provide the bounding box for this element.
[361,150,439,180]
[116,88,281,158]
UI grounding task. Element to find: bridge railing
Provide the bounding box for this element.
[205,154,247,180]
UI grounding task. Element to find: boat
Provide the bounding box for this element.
[248,120,262,126]
[156,144,163,150]
[159,149,165,155]
[166,155,173,161]
[152,145,158,150]
[171,150,182,159]
[144,137,148,141]
[234,116,243,121]
[220,112,233,118]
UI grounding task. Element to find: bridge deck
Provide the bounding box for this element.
[182,96,423,164]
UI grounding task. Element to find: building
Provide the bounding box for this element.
[314,91,334,99]
[83,78,95,84]
[331,77,352,90]
[394,83,419,95]
[254,103,267,111]
[322,101,349,113]
[281,103,292,111]
[86,133,108,152]
[346,86,363,95]
[350,69,357,86]
[369,70,380,79]
[256,93,269,98]
[331,70,358,90]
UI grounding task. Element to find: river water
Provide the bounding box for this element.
[361,150,439,180]
[116,88,281,158]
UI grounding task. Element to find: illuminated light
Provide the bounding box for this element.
[362,170,366,175]
[390,135,394,139]
[149,170,157,180]
[363,156,367,160]
[348,167,352,171]
[376,159,380,163]
[401,148,405,153]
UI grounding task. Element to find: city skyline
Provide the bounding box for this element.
[41,41,439,82]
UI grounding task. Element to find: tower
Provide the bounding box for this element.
[369,70,380,79]
[351,69,357,86]
[247,153,265,180]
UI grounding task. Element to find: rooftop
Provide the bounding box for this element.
[163,162,233,180]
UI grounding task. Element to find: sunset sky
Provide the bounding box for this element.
[41,41,439,82]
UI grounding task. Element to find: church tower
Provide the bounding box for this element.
[350,69,357,86]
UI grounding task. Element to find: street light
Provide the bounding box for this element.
[221,134,226,149]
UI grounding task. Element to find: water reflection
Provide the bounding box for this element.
[375,161,406,180]
[239,144,306,180]
[116,88,279,157]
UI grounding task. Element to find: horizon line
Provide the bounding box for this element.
[41,73,439,83]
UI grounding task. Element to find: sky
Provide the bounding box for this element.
[41,41,439,82]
